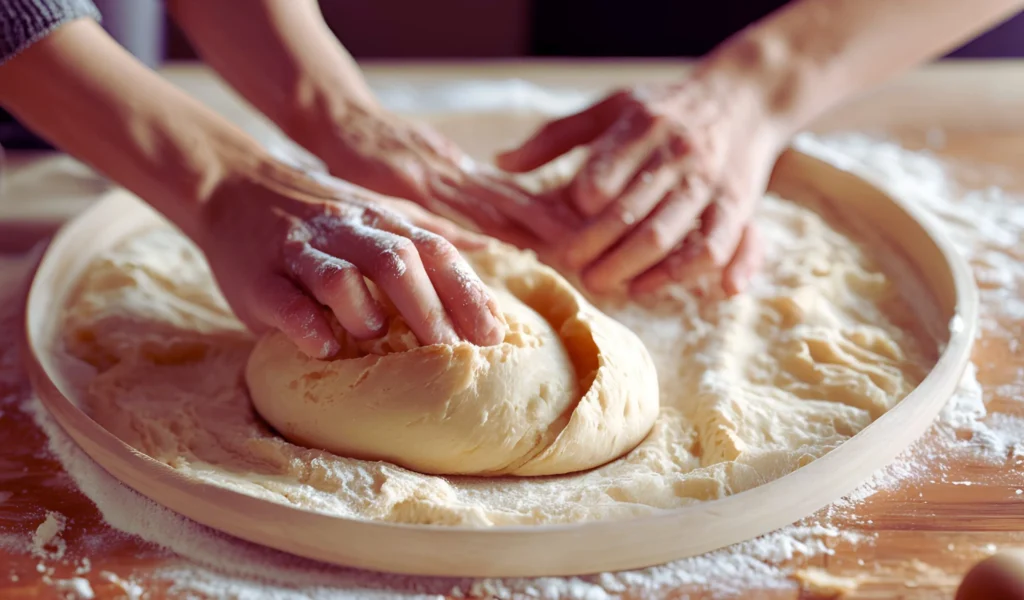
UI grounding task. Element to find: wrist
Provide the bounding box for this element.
[698,27,824,141]
[161,120,274,242]
[277,76,382,160]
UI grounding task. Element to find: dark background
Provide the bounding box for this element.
[163,0,1024,60]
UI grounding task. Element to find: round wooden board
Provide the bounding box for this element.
[23,148,978,578]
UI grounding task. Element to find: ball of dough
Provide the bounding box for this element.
[245,243,660,476]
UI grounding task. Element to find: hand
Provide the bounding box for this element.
[497,72,782,296]
[300,103,578,247]
[194,159,506,359]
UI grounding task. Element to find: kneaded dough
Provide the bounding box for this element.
[245,244,660,477]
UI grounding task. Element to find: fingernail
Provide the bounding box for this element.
[437,318,460,345]
[365,310,387,336]
[482,308,507,344]
[318,338,341,360]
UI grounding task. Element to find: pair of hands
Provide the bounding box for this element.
[197,72,784,358]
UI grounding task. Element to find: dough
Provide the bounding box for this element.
[62,191,933,527]
[245,244,660,476]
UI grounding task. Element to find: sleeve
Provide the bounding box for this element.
[0,0,101,64]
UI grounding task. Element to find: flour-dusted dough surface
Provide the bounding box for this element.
[61,191,933,527]
[245,245,660,477]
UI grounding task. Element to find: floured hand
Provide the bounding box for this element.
[303,104,578,248]
[498,72,783,296]
[194,159,506,358]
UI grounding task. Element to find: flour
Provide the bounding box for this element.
[55,577,95,599]
[31,511,67,560]
[3,118,1024,596]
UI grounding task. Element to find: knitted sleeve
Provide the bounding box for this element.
[0,0,101,64]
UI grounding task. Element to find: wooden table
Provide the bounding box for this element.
[2,60,1023,599]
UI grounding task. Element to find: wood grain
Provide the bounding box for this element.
[1,60,1023,598]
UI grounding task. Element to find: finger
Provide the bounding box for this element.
[408,228,506,346]
[368,209,505,346]
[375,195,492,250]
[251,274,340,359]
[580,176,713,292]
[285,243,386,340]
[629,185,761,296]
[627,228,711,297]
[428,173,527,238]
[572,110,660,217]
[328,217,460,346]
[562,149,683,270]
[700,191,757,270]
[495,92,627,173]
[722,224,762,296]
[462,174,574,244]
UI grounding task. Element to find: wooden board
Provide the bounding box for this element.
[19,146,977,578]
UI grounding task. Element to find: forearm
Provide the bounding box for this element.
[705,0,1024,134]
[0,19,266,237]
[0,0,99,63]
[168,0,377,149]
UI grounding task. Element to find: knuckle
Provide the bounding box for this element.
[360,207,390,228]
[412,230,456,257]
[679,174,711,199]
[640,221,679,253]
[666,253,690,280]
[370,238,417,278]
[275,293,312,325]
[391,237,418,260]
[281,237,310,260]
[665,132,693,157]
[319,261,362,296]
[608,200,640,226]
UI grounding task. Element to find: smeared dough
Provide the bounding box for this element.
[245,245,659,476]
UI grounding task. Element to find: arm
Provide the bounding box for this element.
[164,0,376,141]
[167,0,575,246]
[0,17,255,238]
[499,0,1024,296]
[708,0,1024,136]
[0,19,504,352]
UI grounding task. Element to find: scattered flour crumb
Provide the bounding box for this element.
[74,557,92,576]
[31,511,67,560]
[55,577,96,599]
[100,571,144,599]
[792,567,862,596]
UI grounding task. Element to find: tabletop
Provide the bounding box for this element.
[1,59,1024,599]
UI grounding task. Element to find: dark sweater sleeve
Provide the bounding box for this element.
[0,0,101,64]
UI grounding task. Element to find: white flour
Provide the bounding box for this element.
[3,122,1024,597]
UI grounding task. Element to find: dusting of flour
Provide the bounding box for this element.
[4,125,1024,597]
